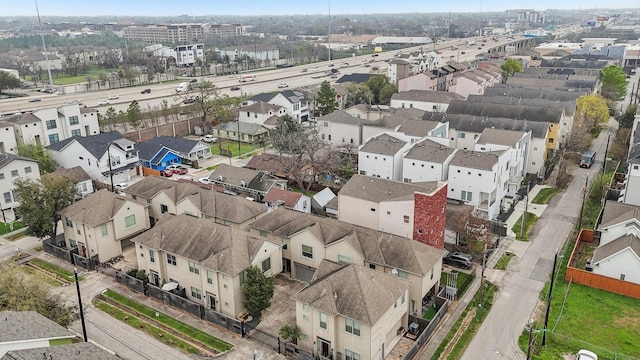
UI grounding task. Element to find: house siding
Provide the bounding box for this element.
[413,186,447,249]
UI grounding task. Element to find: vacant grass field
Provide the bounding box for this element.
[532,188,559,205]
[208,141,262,157]
[27,67,117,85]
[29,258,83,281]
[512,212,539,240]
[519,243,640,359]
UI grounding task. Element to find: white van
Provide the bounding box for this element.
[176,82,190,92]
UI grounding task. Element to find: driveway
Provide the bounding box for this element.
[256,275,307,334]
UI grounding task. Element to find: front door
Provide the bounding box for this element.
[317,337,331,358]
[283,259,291,273]
[207,293,217,311]
[150,270,160,286]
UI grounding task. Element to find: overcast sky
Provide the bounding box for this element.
[3,0,630,17]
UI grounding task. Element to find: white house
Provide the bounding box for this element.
[248,90,310,123]
[316,110,362,152]
[238,101,287,126]
[447,150,509,220]
[358,133,410,181]
[0,118,19,154]
[0,153,40,222]
[263,187,311,214]
[402,139,457,183]
[390,90,464,113]
[47,131,139,185]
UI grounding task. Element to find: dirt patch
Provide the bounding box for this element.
[385,337,414,360]
[614,315,640,331]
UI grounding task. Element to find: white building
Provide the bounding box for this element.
[238,101,287,127]
[358,133,410,181]
[145,43,205,66]
[390,90,464,113]
[0,154,40,221]
[248,90,310,123]
[402,139,457,183]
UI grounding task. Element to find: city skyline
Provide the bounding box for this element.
[1,0,633,17]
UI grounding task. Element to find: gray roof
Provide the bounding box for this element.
[249,208,446,276]
[0,311,74,343]
[339,174,441,202]
[359,133,407,156]
[477,128,526,147]
[52,166,91,183]
[212,121,268,136]
[58,189,147,226]
[466,95,576,116]
[405,139,456,163]
[292,261,410,326]
[599,200,640,228]
[0,153,37,169]
[136,136,200,161]
[446,100,563,124]
[389,107,427,120]
[483,87,584,102]
[249,93,276,102]
[1,342,120,360]
[46,131,133,159]
[592,234,640,264]
[335,73,378,84]
[450,150,501,171]
[3,112,40,125]
[317,110,361,125]
[391,90,464,103]
[123,176,267,224]
[505,76,596,90]
[132,213,274,276]
[424,113,550,139]
[241,101,284,114]
[210,164,277,192]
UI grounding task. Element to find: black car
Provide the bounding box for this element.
[182,98,196,104]
[141,88,151,94]
[230,86,240,91]
[189,78,198,83]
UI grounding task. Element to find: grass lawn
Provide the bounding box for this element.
[21,264,63,287]
[518,242,640,359]
[512,212,539,241]
[532,188,558,205]
[208,141,261,157]
[27,68,117,86]
[93,299,202,354]
[423,306,438,320]
[0,221,24,236]
[431,281,499,360]
[102,289,233,352]
[580,196,603,230]
[494,252,515,270]
[29,258,83,282]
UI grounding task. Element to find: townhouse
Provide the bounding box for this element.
[121,176,268,228]
[317,110,362,152]
[390,90,464,113]
[58,189,150,263]
[247,90,310,123]
[293,260,410,360]
[133,213,281,318]
[211,121,270,144]
[402,139,457,183]
[0,154,40,222]
[338,175,447,248]
[248,208,446,317]
[448,68,501,99]
[47,131,139,185]
[397,72,439,92]
[357,133,410,181]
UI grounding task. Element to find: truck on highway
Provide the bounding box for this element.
[239,74,256,82]
[466,40,476,46]
[176,82,191,92]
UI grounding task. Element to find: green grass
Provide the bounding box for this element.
[21,264,63,287]
[206,164,219,171]
[580,196,603,230]
[27,68,118,86]
[430,281,498,360]
[518,241,640,360]
[0,221,24,236]
[93,299,201,354]
[441,271,472,290]
[511,212,539,241]
[29,258,83,281]
[102,289,233,352]
[423,306,438,320]
[532,188,559,205]
[494,252,515,270]
[209,141,261,157]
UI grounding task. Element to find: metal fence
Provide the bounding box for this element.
[42,239,77,264]
[73,254,99,271]
[283,342,314,360]
[403,297,451,360]
[115,270,146,293]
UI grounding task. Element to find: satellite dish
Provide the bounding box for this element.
[391,269,398,275]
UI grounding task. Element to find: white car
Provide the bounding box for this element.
[200,135,218,143]
[278,82,289,88]
[576,350,598,360]
[97,100,110,105]
[108,95,119,100]
[199,177,212,184]
[114,183,129,194]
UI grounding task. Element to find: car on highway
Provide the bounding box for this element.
[201,135,218,143]
[141,88,151,94]
[166,164,188,175]
[444,252,473,269]
[311,66,319,71]
[159,169,173,177]
[68,100,83,105]
[28,98,42,103]
[97,100,110,105]
[327,64,334,67]
[576,350,598,360]
[189,78,198,83]
[108,95,119,100]
[340,62,349,67]
[230,86,240,91]
[182,98,196,104]
[278,82,289,88]
[364,64,371,67]
[330,74,338,79]
[300,68,308,73]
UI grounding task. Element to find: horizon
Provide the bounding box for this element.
[1,0,636,18]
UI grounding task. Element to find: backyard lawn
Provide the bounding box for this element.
[208,141,262,157]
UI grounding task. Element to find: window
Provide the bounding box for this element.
[188,261,200,274]
[239,271,245,286]
[345,349,361,360]
[167,254,177,266]
[65,217,73,227]
[282,238,289,251]
[345,319,361,336]
[328,135,331,140]
[320,313,327,329]
[71,129,81,137]
[370,208,376,213]
[386,211,391,216]
[191,287,202,300]
[3,192,12,203]
[461,190,472,202]
[397,270,408,279]
[207,270,214,285]
[549,138,554,144]
[403,215,410,223]
[337,255,352,263]
[0,173,3,180]
[324,121,328,127]
[11,170,18,177]
[458,133,465,139]
[224,301,229,307]
[149,250,155,263]
[262,257,271,272]
[46,119,57,129]
[24,166,32,174]
[259,230,267,236]
[125,214,136,228]
[69,116,79,125]
[69,239,77,248]
[302,245,313,259]
[48,134,59,144]
[303,314,309,321]
[100,224,108,236]
[160,204,168,214]
[110,156,121,166]
[620,274,626,280]
[303,303,309,311]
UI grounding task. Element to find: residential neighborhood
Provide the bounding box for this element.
[1,5,640,360]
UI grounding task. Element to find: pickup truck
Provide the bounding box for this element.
[201,135,218,143]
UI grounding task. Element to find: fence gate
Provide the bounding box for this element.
[445,271,458,301]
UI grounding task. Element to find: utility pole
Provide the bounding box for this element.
[526,322,534,360]
[542,251,558,346]
[328,0,332,61]
[35,0,54,93]
[602,133,610,175]
[74,267,88,342]
[578,173,589,228]
[107,144,114,192]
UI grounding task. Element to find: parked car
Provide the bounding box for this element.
[159,169,173,177]
[230,86,240,91]
[141,88,151,94]
[201,135,218,143]
[108,95,119,100]
[182,98,196,104]
[300,68,308,73]
[278,82,289,88]
[97,100,110,105]
[444,252,473,269]
[576,350,598,360]
[189,78,198,83]
[114,183,129,194]
[199,177,212,184]
[166,164,188,175]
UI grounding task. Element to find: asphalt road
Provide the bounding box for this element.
[461,119,617,360]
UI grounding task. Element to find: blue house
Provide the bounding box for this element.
[136,136,212,170]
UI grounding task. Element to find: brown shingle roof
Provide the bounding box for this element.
[52,166,91,183]
[263,188,303,208]
[58,189,145,226]
[340,174,440,203]
[292,261,410,325]
[244,153,293,176]
[599,200,640,228]
[450,150,501,171]
[359,133,407,156]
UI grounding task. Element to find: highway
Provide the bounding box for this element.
[0,35,527,115]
